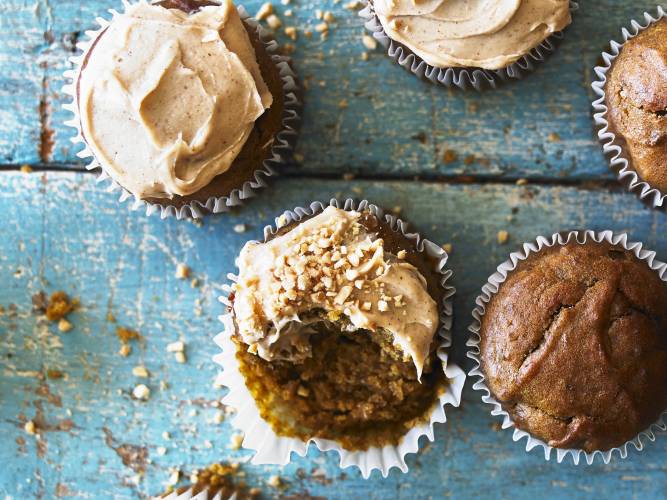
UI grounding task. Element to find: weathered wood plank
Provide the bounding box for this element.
[0,0,660,180]
[2,171,667,498]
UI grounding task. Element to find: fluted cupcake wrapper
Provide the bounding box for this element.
[466,230,667,465]
[213,198,466,479]
[152,487,224,500]
[62,1,301,220]
[359,1,578,91]
[591,6,667,209]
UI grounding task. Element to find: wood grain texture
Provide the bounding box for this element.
[0,0,661,180]
[2,171,667,498]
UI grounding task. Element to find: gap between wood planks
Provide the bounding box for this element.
[0,163,624,190]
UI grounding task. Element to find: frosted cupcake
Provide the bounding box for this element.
[66,0,299,218]
[362,0,574,89]
[217,201,465,475]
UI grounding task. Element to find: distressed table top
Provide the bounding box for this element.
[2,0,667,499]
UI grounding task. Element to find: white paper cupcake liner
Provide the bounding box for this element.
[213,198,466,479]
[591,6,666,209]
[153,487,223,500]
[467,230,667,465]
[62,1,301,219]
[360,1,578,91]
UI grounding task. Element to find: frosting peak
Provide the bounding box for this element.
[232,206,439,378]
[374,0,571,70]
[78,0,272,199]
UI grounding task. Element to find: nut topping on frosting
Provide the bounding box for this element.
[78,0,272,199]
[232,206,439,378]
[373,0,571,70]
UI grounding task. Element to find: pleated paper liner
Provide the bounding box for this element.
[591,6,667,209]
[214,198,466,478]
[360,1,578,91]
[467,230,667,465]
[62,1,301,219]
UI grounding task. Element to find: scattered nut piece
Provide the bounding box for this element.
[362,34,377,50]
[45,291,77,322]
[297,385,310,397]
[190,278,199,288]
[315,9,323,19]
[57,318,73,332]
[167,469,180,486]
[397,250,407,259]
[47,369,64,379]
[443,149,458,163]
[175,263,190,279]
[267,475,282,488]
[132,366,149,378]
[174,352,186,364]
[162,431,172,440]
[360,51,369,61]
[377,300,389,312]
[516,178,528,186]
[323,11,335,22]
[230,433,244,450]
[284,8,293,16]
[132,384,151,400]
[266,14,282,29]
[20,164,33,173]
[24,420,36,435]
[442,243,453,254]
[167,340,185,353]
[497,230,509,245]
[233,223,247,233]
[284,26,297,40]
[116,326,140,343]
[255,2,273,20]
[345,0,361,9]
[213,410,225,424]
[119,344,131,357]
[548,132,561,142]
[156,446,167,456]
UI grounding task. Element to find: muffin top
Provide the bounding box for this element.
[606,19,667,192]
[373,0,571,70]
[77,0,272,199]
[480,241,667,452]
[232,206,439,378]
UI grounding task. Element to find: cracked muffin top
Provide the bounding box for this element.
[606,19,667,193]
[479,240,667,452]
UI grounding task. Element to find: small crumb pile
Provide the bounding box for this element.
[33,290,79,332]
[116,326,141,357]
[159,462,263,499]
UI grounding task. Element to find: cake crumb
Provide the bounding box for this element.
[174,352,186,364]
[230,434,244,450]
[47,369,64,379]
[397,250,407,259]
[116,326,140,343]
[190,278,199,288]
[156,446,167,456]
[255,2,273,20]
[497,230,509,245]
[233,224,247,234]
[267,475,282,488]
[45,291,77,322]
[167,469,180,486]
[377,300,389,312]
[443,149,458,163]
[57,318,73,332]
[132,366,149,378]
[323,11,335,22]
[119,344,131,357]
[547,132,561,142]
[297,385,310,397]
[175,263,190,279]
[20,164,33,173]
[362,34,377,50]
[132,384,150,400]
[442,243,453,254]
[516,178,528,186]
[162,431,171,440]
[345,0,361,9]
[315,22,329,34]
[24,420,37,435]
[213,410,225,424]
[360,51,369,61]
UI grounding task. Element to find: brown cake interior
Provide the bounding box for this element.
[231,209,446,450]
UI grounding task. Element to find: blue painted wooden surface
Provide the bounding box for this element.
[2,0,667,499]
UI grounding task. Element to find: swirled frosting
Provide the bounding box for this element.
[78,0,272,199]
[374,0,571,70]
[232,206,439,378]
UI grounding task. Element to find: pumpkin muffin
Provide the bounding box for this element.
[606,18,667,193]
[228,206,447,450]
[479,240,667,452]
[74,0,294,213]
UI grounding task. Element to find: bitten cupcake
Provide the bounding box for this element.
[469,232,667,462]
[65,0,299,218]
[362,0,573,89]
[216,201,465,476]
[595,12,667,204]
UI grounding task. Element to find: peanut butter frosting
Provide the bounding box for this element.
[232,206,439,378]
[78,0,272,199]
[373,0,571,70]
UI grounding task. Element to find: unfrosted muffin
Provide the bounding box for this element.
[479,241,667,452]
[75,0,291,212]
[606,18,667,193]
[228,205,447,450]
